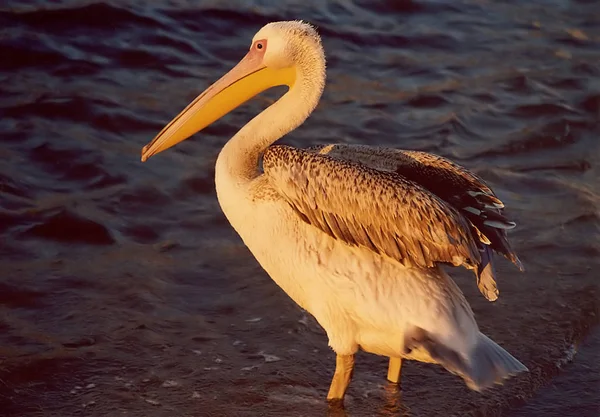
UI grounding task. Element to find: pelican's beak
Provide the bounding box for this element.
[141,44,296,161]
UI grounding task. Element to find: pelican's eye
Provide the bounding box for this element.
[253,40,266,50]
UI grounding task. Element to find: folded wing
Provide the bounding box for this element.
[306,144,524,301]
[263,145,481,270]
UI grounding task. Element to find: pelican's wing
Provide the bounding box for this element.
[263,145,481,269]
[308,144,524,302]
[309,144,522,266]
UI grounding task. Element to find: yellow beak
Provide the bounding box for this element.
[141,47,296,162]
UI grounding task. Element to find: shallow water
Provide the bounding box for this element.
[1,1,599,416]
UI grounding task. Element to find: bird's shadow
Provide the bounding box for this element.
[326,383,411,417]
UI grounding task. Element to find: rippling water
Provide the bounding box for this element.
[1,1,599,416]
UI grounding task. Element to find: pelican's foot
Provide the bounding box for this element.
[326,398,347,417]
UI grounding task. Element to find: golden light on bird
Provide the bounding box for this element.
[142,39,295,162]
[141,21,527,403]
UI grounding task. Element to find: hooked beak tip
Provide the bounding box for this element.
[141,146,151,162]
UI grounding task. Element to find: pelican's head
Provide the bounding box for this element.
[254,21,322,69]
[141,20,323,162]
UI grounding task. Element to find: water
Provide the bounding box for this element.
[1,1,599,416]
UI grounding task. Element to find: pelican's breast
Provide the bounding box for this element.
[217,170,477,359]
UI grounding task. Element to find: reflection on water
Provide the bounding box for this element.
[379,384,411,417]
[326,384,411,417]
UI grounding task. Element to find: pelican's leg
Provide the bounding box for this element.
[327,354,355,401]
[386,357,403,384]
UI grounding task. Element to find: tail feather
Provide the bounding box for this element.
[466,332,528,391]
[405,327,528,392]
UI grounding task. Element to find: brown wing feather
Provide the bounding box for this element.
[308,143,522,270]
[306,143,524,302]
[263,145,481,269]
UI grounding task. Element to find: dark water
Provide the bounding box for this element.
[1,1,599,416]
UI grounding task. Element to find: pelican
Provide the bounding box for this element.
[141,21,527,402]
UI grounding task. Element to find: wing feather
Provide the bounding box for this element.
[309,143,522,268]
[306,143,524,302]
[263,145,480,269]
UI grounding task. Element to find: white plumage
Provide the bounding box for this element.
[142,20,527,402]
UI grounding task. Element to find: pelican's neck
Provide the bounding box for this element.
[216,48,326,184]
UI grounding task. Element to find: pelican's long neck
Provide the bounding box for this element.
[216,46,326,184]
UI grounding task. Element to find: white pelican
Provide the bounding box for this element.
[141,21,527,402]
